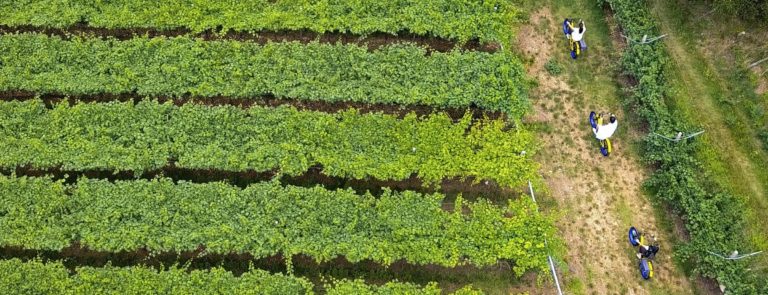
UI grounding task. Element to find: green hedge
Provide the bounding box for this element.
[608,0,766,292]
[0,259,486,295]
[0,34,529,116]
[709,0,767,20]
[0,176,556,273]
[0,99,538,187]
[326,279,483,295]
[0,259,313,294]
[0,0,519,45]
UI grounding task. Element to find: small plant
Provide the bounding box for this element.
[545,59,563,76]
[759,129,768,151]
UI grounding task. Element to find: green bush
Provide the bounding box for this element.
[544,59,563,76]
[0,258,485,295]
[608,0,766,292]
[0,0,520,45]
[0,175,556,272]
[0,34,529,116]
[0,99,539,187]
[709,0,767,20]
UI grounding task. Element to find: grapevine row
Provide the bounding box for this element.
[0,259,483,294]
[0,176,554,273]
[326,279,482,295]
[0,25,494,53]
[0,99,539,187]
[607,0,766,292]
[0,0,518,45]
[0,33,529,116]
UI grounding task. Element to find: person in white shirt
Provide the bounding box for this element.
[569,20,586,41]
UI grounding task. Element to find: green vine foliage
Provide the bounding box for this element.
[0,99,539,187]
[608,0,766,292]
[0,0,520,45]
[0,258,311,294]
[325,279,485,295]
[0,176,70,250]
[0,259,487,294]
[0,34,529,116]
[0,176,556,273]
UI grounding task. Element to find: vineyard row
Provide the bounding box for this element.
[0,175,556,273]
[4,165,515,200]
[1,99,539,187]
[0,0,519,45]
[608,0,765,292]
[0,92,504,122]
[0,33,528,116]
[0,24,497,53]
[0,258,484,295]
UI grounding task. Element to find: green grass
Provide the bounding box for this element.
[648,0,768,271]
[566,277,587,295]
[545,58,564,75]
[550,0,624,111]
[615,198,633,226]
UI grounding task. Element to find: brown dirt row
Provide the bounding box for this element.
[0,91,503,123]
[0,245,518,293]
[3,165,522,203]
[0,24,499,54]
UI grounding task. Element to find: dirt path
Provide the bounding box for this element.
[517,6,693,295]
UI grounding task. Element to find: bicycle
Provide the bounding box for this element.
[629,226,658,280]
[589,112,613,156]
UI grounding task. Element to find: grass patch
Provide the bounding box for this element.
[545,59,564,75]
[566,277,586,295]
[649,0,768,273]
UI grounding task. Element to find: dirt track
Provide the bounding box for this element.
[518,6,693,294]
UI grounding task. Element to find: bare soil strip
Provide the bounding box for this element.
[0,246,518,293]
[3,166,521,203]
[0,24,498,53]
[0,92,503,122]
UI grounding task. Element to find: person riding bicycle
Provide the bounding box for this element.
[567,19,586,42]
[592,113,617,139]
[634,232,660,259]
[589,112,618,156]
[564,19,586,59]
[639,243,660,259]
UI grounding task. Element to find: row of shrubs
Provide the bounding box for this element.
[606,0,766,293]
